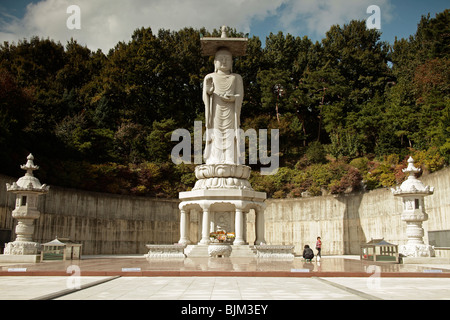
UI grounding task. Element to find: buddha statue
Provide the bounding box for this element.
[203,48,244,165]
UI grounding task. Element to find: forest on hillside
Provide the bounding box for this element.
[0,10,449,198]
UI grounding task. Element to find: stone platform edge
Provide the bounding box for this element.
[1,270,450,278]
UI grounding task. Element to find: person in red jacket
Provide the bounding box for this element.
[316,236,322,260]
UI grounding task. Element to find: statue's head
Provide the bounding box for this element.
[214,48,233,73]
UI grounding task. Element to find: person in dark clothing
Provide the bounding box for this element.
[302,244,314,261]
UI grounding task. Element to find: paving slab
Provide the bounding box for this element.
[0,276,113,300]
[53,277,365,300]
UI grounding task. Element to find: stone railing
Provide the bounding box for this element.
[146,244,186,259]
[254,245,295,259]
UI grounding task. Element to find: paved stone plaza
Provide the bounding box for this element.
[0,255,449,300]
[1,275,450,300]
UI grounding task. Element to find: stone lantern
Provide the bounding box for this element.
[391,157,434,257]
[3,154,49,259]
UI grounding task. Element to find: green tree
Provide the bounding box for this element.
[146,118,180,163]
[257,68,290,121]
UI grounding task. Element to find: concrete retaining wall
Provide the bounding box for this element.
[262,188,404,255]
[1,166,449,256]
[263,167,450,255]
[0,175,180,255]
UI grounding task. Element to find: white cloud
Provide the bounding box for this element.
[277,0,394,39]
[0,0,394,52]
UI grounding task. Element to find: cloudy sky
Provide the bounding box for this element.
[0,0,448,53]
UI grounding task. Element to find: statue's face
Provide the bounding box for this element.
[214,50,232,72]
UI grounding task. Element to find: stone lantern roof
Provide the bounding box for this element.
[391,157,434,196]
[6,153,50,194]
[200,25,248,56]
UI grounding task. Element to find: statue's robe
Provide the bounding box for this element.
[203,72,243,164]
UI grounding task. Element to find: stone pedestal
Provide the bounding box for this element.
[208,243,232,257]
[2,240,41,263]
[4,241,40,255]
[178,164,266,247]
[4,201,42,256]
[399,243,435,258]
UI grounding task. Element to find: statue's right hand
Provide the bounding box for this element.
[205,76,214,94]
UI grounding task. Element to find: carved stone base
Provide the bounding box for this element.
[400,244,435,258]
[255,245,295,259]
[4,241,40,255]
[195,164,251,179]
[193,177,252,190]
[208,244,232,257]
[146,244,186,259]
[193,164,253,190]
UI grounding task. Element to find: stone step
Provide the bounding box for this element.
[185,245,209,257]
[230,245,257,258]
